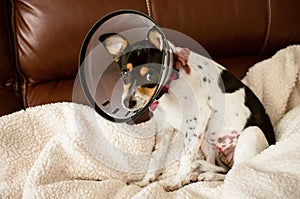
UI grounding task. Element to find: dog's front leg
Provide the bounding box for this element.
[133,125,176,187]
[160,140,203,191]
[160,113,212,191]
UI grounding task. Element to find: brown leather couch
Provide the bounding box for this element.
[1,0,300,117]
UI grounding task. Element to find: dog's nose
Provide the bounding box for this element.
[124,96,137,109]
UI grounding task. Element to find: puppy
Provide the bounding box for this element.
[99,27,275,191]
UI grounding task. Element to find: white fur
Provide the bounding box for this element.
[234,126,269,166]
[134,45,269,191]
[121,90,150,111]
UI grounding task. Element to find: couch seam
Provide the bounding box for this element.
[5,0,23,107]
[145,0,152,18]
[260,0,272,54]
[9,0,28,108]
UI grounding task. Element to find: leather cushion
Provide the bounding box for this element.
[13,0,147,106]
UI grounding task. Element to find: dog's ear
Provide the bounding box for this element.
[99,33,128,60]
[147,26,164,51]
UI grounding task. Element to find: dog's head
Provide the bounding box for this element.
[99,27,166,111]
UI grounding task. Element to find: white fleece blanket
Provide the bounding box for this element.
[1,45,300,198]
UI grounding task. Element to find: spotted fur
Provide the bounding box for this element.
[100,27,275,191]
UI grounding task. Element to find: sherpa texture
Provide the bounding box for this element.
[242,45,300,126]
[1,45,300,198]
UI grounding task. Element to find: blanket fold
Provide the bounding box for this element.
[242,45,300,125]
[1,45,300,198]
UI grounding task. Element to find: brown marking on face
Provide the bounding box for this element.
[126,63,133,71]
[140,66,149,76]
[123,84,130,93]
[114,57,120,62]
[138,86,157,97]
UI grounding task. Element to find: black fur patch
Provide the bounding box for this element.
[244,86,276,145]
[218,70,244,93]
[219,70,275,145]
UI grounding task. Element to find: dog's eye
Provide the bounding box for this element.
[122,70,129,76]
[121,70,130,84]
[146,73,152,81]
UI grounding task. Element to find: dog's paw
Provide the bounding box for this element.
[159,172,200,191]
[186,172,199,183]
[159,179,182,192]
[130,172,161,188]
[131,176,156,187]
[191,159,228,173]
[198,172,226,181]
[163,184,181,192]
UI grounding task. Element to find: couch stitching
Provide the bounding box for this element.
[145,0,152,18]
[9,0,28,108]
[260,0,272,54]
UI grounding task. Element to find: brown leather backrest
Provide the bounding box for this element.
[13,0,148,107]
[0,0,22,115]
[11,0,300,107]
[149,0,300,57]
[151,0,267,57]
[262,0,300,53]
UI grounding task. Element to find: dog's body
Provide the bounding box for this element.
[99,27,275,191]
